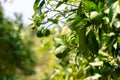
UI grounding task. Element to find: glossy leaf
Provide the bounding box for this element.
[56,1,64,9]
[54,38,64,45]
[77,28,88,57]
[86,30,99,54]
[89,61,103,66]
[33,0,40,11]
[86,74,101,80]
[38,0,45,14]
[109,2,119,26]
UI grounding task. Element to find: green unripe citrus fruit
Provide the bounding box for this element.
[56,50,67,59]
[43,29,50,36]
[36,29,43,37]
[90,11,102,24]
[55,46,69,59]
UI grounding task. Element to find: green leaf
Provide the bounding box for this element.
[98,28,102,41]
[77,28,89,57]
[98,1,105,10]
[34,16,42,26]
[107,0,116,7]
[56,1,64,9]
[89,61,103,66]
[61,35,68,45]
[54,38,64,45]
[86,30,99,54]
[33,0,40,11]
[38,0,45,14]
[83,1,98,11]
[77,2,82,15]
[113,19,120,33]
[107,35,116,46]
[102,23,109,34]
[69,15,83,30]
[48,19,58,24]
[119,0,120,6]
[116,14,120,20]
[109,2,119,26]
[55,46,68,59]
[86,74,101,80]
[90,11,103,25]
[64,0,68,2]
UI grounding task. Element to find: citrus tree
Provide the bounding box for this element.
[31,0,120,79]
[0,5,37,80]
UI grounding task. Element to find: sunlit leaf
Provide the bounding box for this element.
[61,26,71,35]
[38,0,45,14]
[109,2,119,26]
[33,0,40,11]
[54,38,64,45]
[98,51,110,57]
[86,74,101,80]
[119,0,120,6]
[89,61,103,66]
[83,1,98,11]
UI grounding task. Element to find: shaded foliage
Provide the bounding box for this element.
[0,5,37,80]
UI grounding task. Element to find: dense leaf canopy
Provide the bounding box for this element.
[31,0,120,79]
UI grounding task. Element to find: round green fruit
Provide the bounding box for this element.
[44,29,50,36]
[55,46,69,59]
[36,29,43,37]
[56,51,67,59]
[90,11,102,24]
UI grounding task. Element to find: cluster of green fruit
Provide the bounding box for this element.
[33,27,50,38]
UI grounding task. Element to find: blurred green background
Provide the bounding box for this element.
[0,1,57,80]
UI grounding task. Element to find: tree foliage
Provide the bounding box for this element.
[0,5,37,80]
[32,0,120,79]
